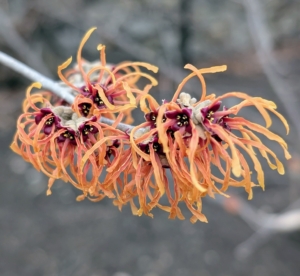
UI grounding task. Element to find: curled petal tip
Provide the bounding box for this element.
[31,82,42,89]
[183,63,192,69]
[278,164,285,175]
[232,166,242,178]
[88,27,97,33]
[97,44,105,50]
[76,195,86,201]
[58,56,73,70]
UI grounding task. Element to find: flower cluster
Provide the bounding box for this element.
[11,28,291,223]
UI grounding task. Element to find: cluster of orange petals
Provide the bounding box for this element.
[11,28,291,223]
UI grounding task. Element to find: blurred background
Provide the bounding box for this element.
[1,0,300,275]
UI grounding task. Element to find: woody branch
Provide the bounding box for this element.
[0,51,134,133]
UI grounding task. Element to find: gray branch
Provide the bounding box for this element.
[0,51,134,133]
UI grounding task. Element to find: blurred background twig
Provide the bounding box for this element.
[241,0,300,143]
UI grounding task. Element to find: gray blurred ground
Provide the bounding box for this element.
[1,0,300,275]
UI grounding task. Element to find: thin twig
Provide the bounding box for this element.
[242,0,300,141]
[240,0,284,74]
[234,197,300,260]
[0,51,74,103]
[100,117,134,132]
[210,194,265,230]
[0,51,134,133]
[211,192,300,260]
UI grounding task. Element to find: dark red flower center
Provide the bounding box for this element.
[175,114,189,127]
[79,103,92,116]
[165,108,192,133]
[139,140,163,155]
[34,108,61,135]
[78,121,99,142]
[145,111,166,128]
[106,140,120,158]
[45,117,54,125]
[152,142,162,153]
[81,125,98,136]
[200,102,232,142]
[57,129,77,145]
[80,83,114,109]
[62,131,75,140]
[206,111,215,122]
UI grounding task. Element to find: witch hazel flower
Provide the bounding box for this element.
[165,107,192,134]
[126,62,292,223]
[11,83,125,201]
[57,28,158,124]
[128,129,180,219]
[79,123,134,202]
[127,95,207,222]
[9,26,292,224]
[172,64,291,199]
[131,87,226,221]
